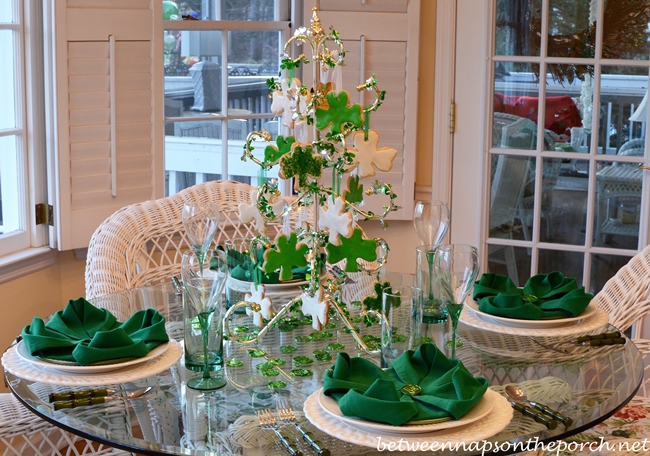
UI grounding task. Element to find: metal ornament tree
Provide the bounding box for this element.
[224,8,398,352]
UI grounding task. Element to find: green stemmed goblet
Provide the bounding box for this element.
[433,244,479,359]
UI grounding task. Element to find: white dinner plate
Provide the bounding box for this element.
[317,388,496,434]
[465,299,597,329]
[304,388,513,449]
[3,339,183,386]
[16,340,169,374]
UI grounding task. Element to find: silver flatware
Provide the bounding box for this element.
[505,384,572,428]
[277,398,330,456]
[257,409,303,456]
[52,386,153,411]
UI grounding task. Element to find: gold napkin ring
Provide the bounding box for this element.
[523,294,538,303]
[401,384,422,396]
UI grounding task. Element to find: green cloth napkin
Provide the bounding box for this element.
[322,344,488,426]
[21,298,169,366]
[472,272,593,320]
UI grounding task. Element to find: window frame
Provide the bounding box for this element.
[0,0,50,264]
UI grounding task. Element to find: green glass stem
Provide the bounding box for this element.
[194,246,207,276]
[446,302,463,359]
[426,252,435,302]
[197,310,214,379]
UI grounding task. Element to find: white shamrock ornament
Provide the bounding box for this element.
[318,194,353,246]
[270,78,311,129]
[300,285,329,330]
[238,189,285,233]
[245,283,274,327]
[349,130,397,178]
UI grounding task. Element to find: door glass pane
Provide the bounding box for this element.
[0,30,16,130]
[0,1,12,23]
[589,252,632,295]
[539,249,584,281]
[598,66,648,155]
[223,0,278,21]
[547,0,596,61]
[594,161,642,248]
[602,1,650,60]
[163,1,289,21]
[493,62,540,150]
[487,245,531,287]
[494,0,542,56]
[0,135,20,235]
[489,153,529,241]
[545,64,590,149]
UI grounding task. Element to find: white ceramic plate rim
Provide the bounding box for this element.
[303,388,514,448]
[316,387,496,434]
[16,340,169,374]
[465,299,596,329]
[2,339,182,386]
[459,304,609,336]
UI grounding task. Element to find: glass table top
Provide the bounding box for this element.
[5,279,643,456]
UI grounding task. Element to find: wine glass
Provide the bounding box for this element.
[182,202,220,275]
[181,250,228,390]
[433,244,479,359]
[413,201,450,246]
[414,201,450,311]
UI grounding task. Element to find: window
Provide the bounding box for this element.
[0,0,48,259]
[163,0,293,196]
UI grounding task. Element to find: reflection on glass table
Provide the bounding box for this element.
[4,279,643,456]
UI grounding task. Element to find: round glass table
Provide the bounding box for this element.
[4,279,643,456]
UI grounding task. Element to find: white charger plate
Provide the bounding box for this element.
[16,340,169,374]
[460,302,609,337]
[2,339,182,386]
[317,388,496,434]
[304,388,513,448]
[465,300,597,329]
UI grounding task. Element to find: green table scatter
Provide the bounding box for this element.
[295,335,313,343]
[280,345,298,353]
[290,369,313,377]
[255,362,276,371]
[248,349,267,358]
[226,359,244,368]
[260,368,280,377]
[233,326,250,334]
[268,358,286,366]
[313,350,333,362]
[327,342,345,351]
[293,356,314,365]
[268,381,287,390]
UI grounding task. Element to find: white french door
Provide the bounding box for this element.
[451,0,650,294]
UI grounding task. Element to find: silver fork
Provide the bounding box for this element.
[257,409,303,456]
[277,399,330,456]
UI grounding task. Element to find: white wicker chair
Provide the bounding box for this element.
[551,244,650,455]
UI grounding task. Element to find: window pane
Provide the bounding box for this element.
[0,0,13,23]
[594,160,642,248]
[547,0,595,60]
[589,252,632,295]
[0,135,21,235]
[488,153,530,241]
[495,0,541,56]
[223,0,277,21]
[164,1,288,21]
[598,66,649,155]
[493,62,540,151]
[538,249,584,282]
[0,30,16,130]
[487,245,531,287]
[602,1,650,60]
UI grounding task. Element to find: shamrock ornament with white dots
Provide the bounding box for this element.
[245,283,274,327]
[238,188,285,233]
[349,130,397,178]
[318,194,353,246]
[300,285,330,330]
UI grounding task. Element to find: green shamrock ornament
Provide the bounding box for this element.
[362,280,392,312]
[316,91,363,135]
[326,228,378,272]
[344,175,364,204]
[264,135,296,164]
[263,233,309,281]
[279,144,324,189]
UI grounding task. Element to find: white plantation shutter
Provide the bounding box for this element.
[304,0,420,220]
[52,0,156,250]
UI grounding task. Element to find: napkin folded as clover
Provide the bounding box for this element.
[472,272,593,320]
[322,343,488,426]
[21,298,169,366]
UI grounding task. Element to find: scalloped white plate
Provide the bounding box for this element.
[304,388,513,448]
[2,339,182,386]
[460,303,609,337]
[465,300,597,329]
[16,340,169,374]
[317,388,496,434]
